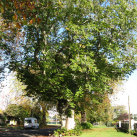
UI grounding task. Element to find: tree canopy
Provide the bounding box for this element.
[116,113,133,121]
[1,0,137,116]
[4,104,31,124]
[113,105,128,120]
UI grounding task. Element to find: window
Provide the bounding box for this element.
[25,120,31,124]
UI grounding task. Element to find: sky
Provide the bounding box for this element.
[111,69,137,114]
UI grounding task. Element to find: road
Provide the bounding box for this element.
[0,127,59,137]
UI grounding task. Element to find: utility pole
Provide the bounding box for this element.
[32,98,35,117]
[128,95,131,133]
[56,114,57,125]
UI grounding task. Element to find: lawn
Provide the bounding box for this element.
[65,125,136,137]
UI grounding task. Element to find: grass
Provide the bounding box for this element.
[64,125,136,137]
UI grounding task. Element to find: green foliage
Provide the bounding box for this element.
[113,105,128,121]
[133,114,137,121]
[130,130,135,135]
[81,122,93,129]
[54,127,68,136]
[1,0,137,118]
[53,130,59,136]
[58,127,67,134]
[68,129,74,136]
[111,121,117,126]
[4,104,30,124]
[54,122,83,136]
[0,114,6,125]
[74,122,83,135]
[86,95,114,124]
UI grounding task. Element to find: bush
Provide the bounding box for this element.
[54,130,59,136]
[131,130,135,135]
[74,122,83,135]
[54,127,68,136]
[68,129,74,136]
[53,122,83,136]
[60,127,67,134]
[111,121,117,126]
[127,130,135,135]
[81,122,93,129]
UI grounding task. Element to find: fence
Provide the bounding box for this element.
[47,122,61,125]
[119,120,137,132]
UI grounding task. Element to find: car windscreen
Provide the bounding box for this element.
[25,120,31,124]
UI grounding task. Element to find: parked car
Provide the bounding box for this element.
[24,117,39,129]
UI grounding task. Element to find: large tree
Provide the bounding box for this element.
[1,0,137,128]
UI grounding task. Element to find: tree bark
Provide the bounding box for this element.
[81,111,87,123]
[60,110,75,130]
[42,106,46,126]
[60,114,66,128]
[65,109,75,130]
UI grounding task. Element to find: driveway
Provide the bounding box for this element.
[0,127,59,137]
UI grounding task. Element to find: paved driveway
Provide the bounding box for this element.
[0,127,59,137]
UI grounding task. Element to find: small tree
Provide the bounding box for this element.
[4,104,31,125]
[116,113,133,121]
[113,105,127,120]
[86,94,113,124]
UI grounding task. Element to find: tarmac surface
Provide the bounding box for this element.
[0,126,60,137]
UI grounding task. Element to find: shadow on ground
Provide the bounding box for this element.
[0,127,60,137]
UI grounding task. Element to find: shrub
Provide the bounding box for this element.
[74,124,83,135]
[111,121,117,126]
[131,130,135,135]
[81,122,93,129]
[128,130,135,135]
[68,129,74,135]
[60,127,67,133]
[56,127,67,134]
[54,130,59,136]
[53,122,83,136]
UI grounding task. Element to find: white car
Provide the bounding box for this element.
[24,117,39,129]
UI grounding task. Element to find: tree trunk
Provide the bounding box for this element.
[81,111,87,123]
[60,114,66,128]
[42,107,46,126]
[65,109,75,130]
[60,110,75,130]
